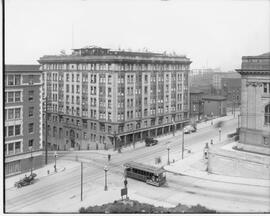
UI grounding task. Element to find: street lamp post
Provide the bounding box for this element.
[182,130,184,160]
[29,146,33,175]
[81,162,83,201]
[219,127,221,142]
[104,166,108,191]
[54,151,57,172]
[45,96,48,165]
[167,146,170,165]
[113,131,117,151]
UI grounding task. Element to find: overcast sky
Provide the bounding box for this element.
[5,0,270,70]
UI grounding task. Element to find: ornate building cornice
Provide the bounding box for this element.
[245,81,263,87]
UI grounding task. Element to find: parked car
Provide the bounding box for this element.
[145,137,158,147]
[14,173,37,188]
[183,125,196,134]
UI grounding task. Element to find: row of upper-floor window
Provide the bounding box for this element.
[50,91,184,108]
[50,84,184,97]
[45,72,187,84]
[4,141,22,156]
[4,124,22,137]
[5,74,40,86]
[42,63,189,71]
[5,90,36,104]
[48,102,184,120]
[5,107,22,121]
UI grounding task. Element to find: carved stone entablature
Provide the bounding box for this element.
[246,81,263,87]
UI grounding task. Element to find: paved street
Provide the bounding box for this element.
[5,116,270,213]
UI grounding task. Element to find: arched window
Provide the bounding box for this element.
[265,104,270,125]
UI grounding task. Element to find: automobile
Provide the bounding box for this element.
[145,137,158,147]
[14,173,37,188]
[183,125,196,134]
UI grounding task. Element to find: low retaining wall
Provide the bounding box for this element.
[208,146,270,180]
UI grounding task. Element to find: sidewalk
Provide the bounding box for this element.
[5,160,80,190]
[57,112,237,158]
[164,150,270,187]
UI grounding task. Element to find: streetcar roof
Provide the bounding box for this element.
[124,161,165,175]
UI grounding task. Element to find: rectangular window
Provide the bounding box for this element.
[29,139,33,147]
[8,126,14,136]
[15,91,21,102]
[8,92,14,103]
[8,109,14,120]
[28,90,34,101]
[8,143,14,154]
[29,107,34,117]
[8,75,14,85]
[15,141,21,153]
[15,125,21,135]
[15,108,21,119]
[29,123,34,133]
[263,83,267,93]
[15,75,21,85]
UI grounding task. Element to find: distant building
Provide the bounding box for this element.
[190,68,240,95]
[4,65,43,176]
[236,52,270,154]
[39,46,191,151]
[202,95,227,117]
[190,90,204,121]
[221,77,241,107]
[212,71,240,91]
[190,68,216,95]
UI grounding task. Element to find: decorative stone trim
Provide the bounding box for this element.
[246,81,263,87]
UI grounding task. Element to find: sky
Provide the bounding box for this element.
[4,0,270,71]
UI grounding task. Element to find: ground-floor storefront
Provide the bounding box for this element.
[44,120,189,151]
[5,151,43,177]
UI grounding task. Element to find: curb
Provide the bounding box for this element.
[164,167,270,188]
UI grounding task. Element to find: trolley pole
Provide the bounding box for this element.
[182,130,184,160]
[81,162,83,201]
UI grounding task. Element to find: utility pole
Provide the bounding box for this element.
[29,146,33,175]
[238,114,240,129]
[45,96,48,165]
[182,130,184,160]
[81,162,83,201]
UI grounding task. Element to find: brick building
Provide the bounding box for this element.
[39,46,191,151]
[4,65,43,176]
[236,52,270,154]
[221,77,241,111]
[189,90,204,121]
[202,95,227,117]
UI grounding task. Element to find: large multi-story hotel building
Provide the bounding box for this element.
[236,52,270,154]
[39,46,191,150]
[4,65,43,176]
